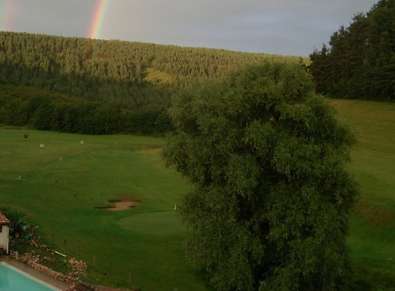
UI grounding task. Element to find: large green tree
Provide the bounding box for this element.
[165,63,357,291]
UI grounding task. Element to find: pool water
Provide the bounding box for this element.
[0,263,58,291]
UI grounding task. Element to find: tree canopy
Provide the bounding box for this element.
[310,0,395,101]
[165,63,358,291]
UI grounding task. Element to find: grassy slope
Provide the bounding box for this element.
[331,100,395,290]
[0,99,394,290]
[0,128,204,290]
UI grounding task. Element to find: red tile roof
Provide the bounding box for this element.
[0,212,9,225]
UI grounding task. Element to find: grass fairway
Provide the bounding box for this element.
[0,128,205,290]
[331,100,395,290]
[0,99,394,290]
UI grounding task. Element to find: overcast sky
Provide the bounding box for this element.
[0,0,376,56]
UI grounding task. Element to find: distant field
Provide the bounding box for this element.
[0,99,394,290]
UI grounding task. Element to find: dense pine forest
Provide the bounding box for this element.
[310,0,395,101]
[0,31,300,134]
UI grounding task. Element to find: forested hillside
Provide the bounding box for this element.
[310,0,395,101]
[0,31,301,134]
[0,31,299,103]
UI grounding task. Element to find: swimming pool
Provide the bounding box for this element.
[0,262,59,291]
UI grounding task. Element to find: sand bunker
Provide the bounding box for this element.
[96,198,141,212]
[356,200,395,226]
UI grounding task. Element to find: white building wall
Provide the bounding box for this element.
[0,225,9,254]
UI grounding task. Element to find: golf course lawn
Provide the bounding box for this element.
[331,99,395,290]
[0,129,205,290]
[0,98,394,290]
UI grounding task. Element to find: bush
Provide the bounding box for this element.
[0,209,38,243]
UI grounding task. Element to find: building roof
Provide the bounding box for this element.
[0,212,9,225]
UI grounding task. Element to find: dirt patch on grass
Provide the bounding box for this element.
[96,197,141,212]
[355,200,395,226]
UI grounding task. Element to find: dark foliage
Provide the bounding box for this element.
[0,209,38,243]
[310,0,395,101]
[165,63,358,291]
[0,84,171,134]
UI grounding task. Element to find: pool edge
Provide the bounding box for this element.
[0,260,67,291]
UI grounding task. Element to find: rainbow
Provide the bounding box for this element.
[0,0,14,31]
[88,0,110,39]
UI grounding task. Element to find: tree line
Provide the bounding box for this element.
[0,84,171,134]
[310,0,395,101]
